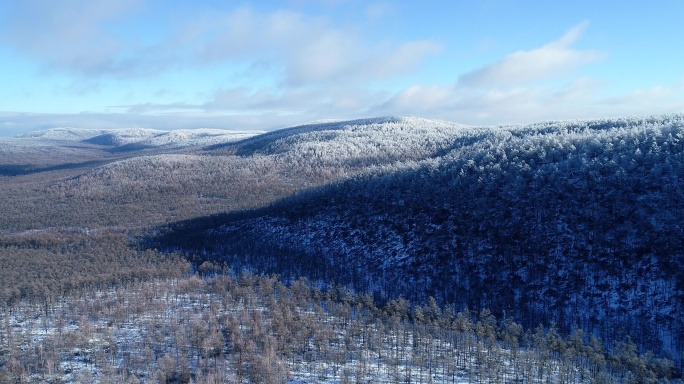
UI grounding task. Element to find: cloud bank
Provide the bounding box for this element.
[377,23,682,124]
[0,2,682,135]
[0,2,441,86]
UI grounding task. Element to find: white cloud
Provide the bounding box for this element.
[0,3,440,86]
[458,22,604,88]
[0,0,145,77]
[365,2,393,20]
[0,111,303,135]
[374,76,684,125]
[598,79,684,116]
[362,41,443,80]
[284,24,362,85]
[124,84,388,119]
[380,84,454,113]
[2,5,681,133]
[177,8,441,86]
[3,75,682,136]
[370,23,638,124]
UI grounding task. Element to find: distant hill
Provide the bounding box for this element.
[15,127,122,141]
[0,127,260,176]
[15,127,261,149]
[150,114,684,368]
[0,116,486,230]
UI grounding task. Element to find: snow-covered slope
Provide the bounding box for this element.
[82,128,165,146]
[224,116,471,157]
[151,114,684,368]
[13,127,261,149]
[15,127,121,141]
[0,127,264,179]
[50,116,472,224]
[134,129,258,148]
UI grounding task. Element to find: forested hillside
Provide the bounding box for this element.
[1,117,467,230]
[1,115,683,381]
[151,115,684,372]
[5,270,675,383]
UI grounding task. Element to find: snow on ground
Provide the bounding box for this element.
[1,277,594,384]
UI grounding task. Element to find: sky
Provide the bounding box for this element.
[0,0,683,135]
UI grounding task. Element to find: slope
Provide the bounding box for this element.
[149,114,684,369]
[34,117,473,229]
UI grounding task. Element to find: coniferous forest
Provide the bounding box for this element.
[0,115,683,383]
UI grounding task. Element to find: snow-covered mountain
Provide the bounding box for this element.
[1,127,261,175]
[86,128,260,149]
[13,127,261,149]
[221,116,471,158]
[15,127,123,141]
[4,115,684,371]
[44,116,476,226]
[150,114,684,369]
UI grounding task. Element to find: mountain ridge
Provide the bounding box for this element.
[148,114,684,370]
[13,126,262,149]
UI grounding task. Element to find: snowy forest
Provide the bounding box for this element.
[0,115,682,382]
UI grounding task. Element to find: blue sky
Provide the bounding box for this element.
[0,0,683,135]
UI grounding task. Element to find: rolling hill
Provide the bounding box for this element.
[149,114,684,370]
[2,115,683,375]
